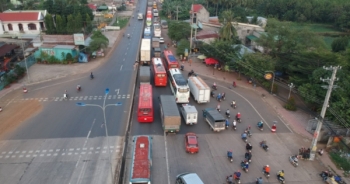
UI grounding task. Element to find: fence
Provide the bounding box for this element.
[0,55,36,90]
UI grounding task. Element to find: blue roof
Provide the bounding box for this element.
[167,55,177,63]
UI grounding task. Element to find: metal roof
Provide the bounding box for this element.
[54,45,76,49]
[159,95,180,117]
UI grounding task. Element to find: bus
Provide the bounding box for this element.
[152,57,167,87]
[138,84,153,123]
[163,50,179,70]
[153,24,161,37]
[129,135,152,184]
[169,68,190,103]
[144,27,151,38]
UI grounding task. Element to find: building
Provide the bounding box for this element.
[87,4,97,15]
[246,31,266,53]
[233,22,264,45]
[0,11,45,37]
[36,44,78,61]
[195,30,219,44]
[191,4,209,23]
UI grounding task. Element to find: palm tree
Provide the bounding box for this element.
[219,10,238,41]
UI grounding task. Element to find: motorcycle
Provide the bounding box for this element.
[77,86,81,92]
[259,141,269,151]
[240,161,249,173]
[212,85,217,90]
[257,123,263,131]
[277,172,285,184]
[226,112,231,118]
[63,93,68,100]
[231,103,236,109]
[211,91,215,98]
[289,155,298,167]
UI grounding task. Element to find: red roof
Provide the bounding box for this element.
[192,4,203,13]
[196,30,219,39]
[0,12,39,21]
[132,136,150,180]
[87,4,97,10]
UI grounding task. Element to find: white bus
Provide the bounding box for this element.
[169,68,190,103]
[154,24,161,37]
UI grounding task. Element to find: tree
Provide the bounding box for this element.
[44,14,55,34]
[89,31,109,51]
[43,0,54,14]
[75,13,83,33]
[168,21,191,41]
[219,10,238,41]
[66,14,75,34]
[84,13,93,33]
[176,39,190,56]
[331,37,349,53]
[56,15,67,34]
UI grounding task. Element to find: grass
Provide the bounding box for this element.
[330,152,350,172]
[290,22,342,33]
[113,17,129,28]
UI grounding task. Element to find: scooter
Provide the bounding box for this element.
[23,87,28,93]
[289,155,298,167]
[231,103,236,109]
[226,112,231,118]
[277,173,285,184]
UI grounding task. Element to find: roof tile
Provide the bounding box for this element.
[0,12,39,21]
[192,4,203,13]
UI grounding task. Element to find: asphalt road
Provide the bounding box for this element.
[0,2,146,184]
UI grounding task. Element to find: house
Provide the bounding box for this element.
[246,31,265,53]
[191,4,209,23]
[87,4,97,15]
[195,30,219,44]
[232,22,264,45]
[3,10,47,17]
[0,11,45,37]
[246,16,267,28]
[36,44,78,61]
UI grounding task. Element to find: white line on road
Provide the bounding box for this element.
[163,132,170,184]
[120,65,123,71]
[75,119,96,168]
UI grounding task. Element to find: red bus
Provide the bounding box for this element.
[138,84,153,123]
[163,50,179,70]
[152,57,167,86]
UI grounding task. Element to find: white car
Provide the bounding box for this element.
[159,37,164,43]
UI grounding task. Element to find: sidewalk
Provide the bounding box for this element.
[162,34,348,180]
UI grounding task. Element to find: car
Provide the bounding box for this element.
[159,37,164,44]
[185,132,199,153]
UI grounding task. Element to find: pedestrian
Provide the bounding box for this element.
[217,103,221,111]
[233,81,236,87]
[318,149,324,156]
[189,58,192,66]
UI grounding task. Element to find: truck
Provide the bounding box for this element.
[147,1,153,7]
[144,27,151,38]
[188,76,210,103]
[180,104,198,125]
[153,9,158,17]
[153,47,161,57]
[152,38,160,48]
[137,13,143,20]
[129,136,152,184]
[161,20,168,29]
[140,39,151,65]
[139,66,151,84]
[159,95,181,133]
[153,23,161,37]
[202,108,226,132]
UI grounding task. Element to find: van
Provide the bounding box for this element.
[161,20,168,29]
[176,173,204,184]
[138,13,143,20]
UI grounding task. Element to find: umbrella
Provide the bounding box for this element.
[197,55,206,59]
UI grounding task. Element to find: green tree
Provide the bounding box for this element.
[176,39,190,56]
[89,31,109,51]
[331,37,349,53]
[44,14,56,34]
[75,13,83,33]
[43,0,54,14]
[84,13,93,33]
[168,21,191,41]
[56,15,67,34]
[66,14,75,34]
[219,10,238,41]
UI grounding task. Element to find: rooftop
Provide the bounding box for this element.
[131,136,150,180]
[0,12,41,21]
[87,4,97,11]
[192,4,203,13]
[54,45,76,49]
[0,44,18,57]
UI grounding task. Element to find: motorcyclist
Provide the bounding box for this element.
[221,92,226,100]
[241,132,247,140]
[261,140,267,149]
[233,170,241,180]
[227,150,233,159]
[246,142,253,151]
[226,109,230,116]
[277,170,285,180]
[64,90,68,99]
[90,72,94,79]
[225,119,230,128]
[320,171,329,181]
[226,175,233,184]
[213,82,216,87]
[272,123,277,130]
[231,100,236,107]
[236,112,241,121]
[240,160,249,170]
[216,93,221,101]
[77,85,81,90]
[263,165,270,174]
[210,91,215,97]
[232,120,237,129]
[245,127,252,136]
[217,104,220,111]
[245,151,252,161]
[233,81,236,87]
[257,121,263,128]
[256,177,263,184]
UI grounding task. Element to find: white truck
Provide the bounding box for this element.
[137,13,143,20]
[153,9,158,17]
[180,104,198,125]
[140,39,151,65]
[188,76,210,103]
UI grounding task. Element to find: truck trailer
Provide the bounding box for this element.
[159,95,181,133]
[188,76,210,103]
[140,39,151,65]
[202,108,226,132]
[139,66,151,84]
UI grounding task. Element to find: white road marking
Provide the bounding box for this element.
[120,65,123,71]
[75,119,95,168]
[164,132,171,184]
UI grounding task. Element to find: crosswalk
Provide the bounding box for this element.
[2,94,131,103]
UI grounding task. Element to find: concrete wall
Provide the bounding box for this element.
[197,8,209,23]
[35,47,78,61]
[1,21,42,34]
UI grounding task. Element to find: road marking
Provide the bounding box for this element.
[120,65,123,71]
[164,132,171,184]
[76,119,95,168]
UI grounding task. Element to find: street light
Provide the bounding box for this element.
[76,88,122,184]
[264,71,275,94]
[288,83,295,99]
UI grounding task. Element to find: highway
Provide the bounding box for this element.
[0,2,146,184]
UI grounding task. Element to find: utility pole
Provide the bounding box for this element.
[189,4,194,55]
[309,66,341,161]
[175,6,181,21]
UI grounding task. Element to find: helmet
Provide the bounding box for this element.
[266,165,269,167]
[238,112,240,114]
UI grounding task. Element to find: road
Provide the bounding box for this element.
[0,2,146,184]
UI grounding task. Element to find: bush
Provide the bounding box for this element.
[330,152,350,172]
[66,53,73,61]
[14,65,25,77]
[284,96,297,111]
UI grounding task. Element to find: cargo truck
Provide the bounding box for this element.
[159,95,181,134]
[202,108,226,132]
[180,104,198,125]
[188,76,210,103]
[152,38,160,48]
[153,47,161,57]
[139,66,151,84]
[140,39,151,65]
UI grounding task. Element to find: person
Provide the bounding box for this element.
[232,120,237,129]
[277,170,285,180]
[263,165,270,174]
[233,170,241,180]
[257,121,263,128]
[257,177,263,184]
[227,150,233,159]
[226,109,230,116]
[77,85,81,90]
[226,175,233,183]
[217,93,221,101]
[318,149,324,156]
[90,72,94,79]
[217,104,220,111]
[236,112,241,120]
[233,81,236,87]
[245,151,252,160]
[246,142,252,151]
[241,132,247,140]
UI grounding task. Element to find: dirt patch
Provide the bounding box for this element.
[0,101,42,139]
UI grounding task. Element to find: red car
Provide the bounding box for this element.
[185,133,199,153]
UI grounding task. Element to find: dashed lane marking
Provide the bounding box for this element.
[8,94,129,103]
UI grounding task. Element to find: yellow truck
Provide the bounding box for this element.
[153,2,157,9]
[104,13,113,18]
[98,23,107,29]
